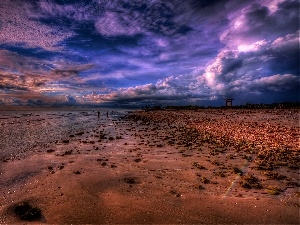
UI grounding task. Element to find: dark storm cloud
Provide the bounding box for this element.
[93,0,192,37]
[50,64,94,78]
[221,0,299,46]
[200,30,299,97]
[0,50,52,73]
[0,83,29,92]
[27,99,48,107]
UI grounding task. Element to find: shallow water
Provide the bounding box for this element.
[0,110,127,159]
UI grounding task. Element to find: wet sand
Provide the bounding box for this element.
[0,109,299,224]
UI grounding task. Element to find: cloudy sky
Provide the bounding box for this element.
[0,0,299,107]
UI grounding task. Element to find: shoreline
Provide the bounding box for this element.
[0,109,299,223]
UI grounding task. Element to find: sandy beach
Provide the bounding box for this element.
[0,109,299,224]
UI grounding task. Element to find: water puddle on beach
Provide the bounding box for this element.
[0,110,128,159]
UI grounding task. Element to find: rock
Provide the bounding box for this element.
[100,134,106,139]
[288,164,299,170]
[232,167,243,175]
[46,149,55,153]
[134,158,142,163]
[240,174,263,189]
[124,177,136,184]
[73,170,81,174]
[201,177,210,184]
[257,162,274,171]
[267,186,282,195]
[213,171,226,177]
[63,150,72,155]
[58,164,64,170]
[169,190,181,197]
[285,181,300,187]
[193,162,206,170]
[262,171,286,180]
[1,158,8,162]
[197,185,205,190]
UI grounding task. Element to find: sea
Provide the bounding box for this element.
[0,109,131,160]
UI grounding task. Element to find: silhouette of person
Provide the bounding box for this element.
[98,111,100,118]
[106,111,109,117]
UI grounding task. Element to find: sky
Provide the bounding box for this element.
[0,0,299,108]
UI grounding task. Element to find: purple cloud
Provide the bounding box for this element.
[221,0,299,47]
[95,12,143,37]
[0,0,73,51]
[251,74,299,91]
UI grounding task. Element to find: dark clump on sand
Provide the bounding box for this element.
[240,174,263,189]
[124,177,136,184]
[14,202,41,221]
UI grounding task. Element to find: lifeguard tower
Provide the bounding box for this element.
[225,98,233,107]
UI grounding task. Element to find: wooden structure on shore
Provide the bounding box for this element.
[225,98,233,107]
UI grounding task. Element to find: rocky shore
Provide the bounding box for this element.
[0,109,299,224]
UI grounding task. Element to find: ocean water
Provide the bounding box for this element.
[0,110,128,159]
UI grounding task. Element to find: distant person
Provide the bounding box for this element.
[98,111,100,118]
[106,111,109,118]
